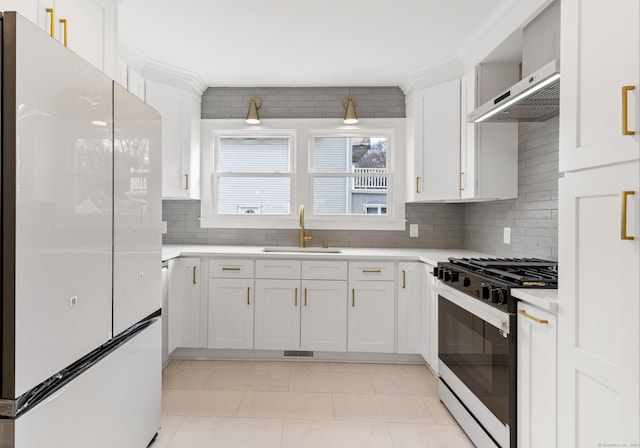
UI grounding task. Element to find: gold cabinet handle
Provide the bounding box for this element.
[518,309,549,324]
[222,267,241,271]
[460,172,464,191]
[59,19,68,47]
[185,173,189,190]
[621,191,636,240]
[362,269,381,273]
[192,266,197,284]
[46,8,55,37]
[295,287,298,307]
[402,270,406,289]
[352,289,355,307]
[304,288,307,307]
[416,177,420,193]
[247,287,251,305]
[622,86,636,135]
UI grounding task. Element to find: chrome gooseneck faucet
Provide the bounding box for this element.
[299,205,312,248]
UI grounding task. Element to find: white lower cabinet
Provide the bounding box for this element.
[168,257,203,353]
[208,259,255,349]
[419,263,435,363]
[397,262,422,354]
[517,302,557,448]
[346,261,395,353]
[300,280,348,352]
[428,268,439,373]
[254,260,348,352]
[254,279,300,350]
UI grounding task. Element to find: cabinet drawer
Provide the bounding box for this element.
[209,259,254,278]
[348,261,395,281]
[302,260,348,280]
[255,259,301,279]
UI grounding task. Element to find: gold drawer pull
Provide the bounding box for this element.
[294,287,298,306]
[518,309,548,324]
[247,287,251,305]
[622,85,636,136]
[362,269,382,273]
[59,18,68,47]
[621,191,636,240]
[304,288,307,307]
[46,8,55,37]
[402,270,406,289]
[192,266,197,284]
[185,173,189,190]
[416,177,420,193]
[352,289,355,307]
[222,267,241,271]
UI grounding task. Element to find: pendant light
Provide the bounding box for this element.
[245,98,261,124]
[343,97,358,124]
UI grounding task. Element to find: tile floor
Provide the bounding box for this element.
[152,360,475,448]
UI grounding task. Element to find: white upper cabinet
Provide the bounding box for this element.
[145,80,201,199]
[407,79,461,202]
[460,64,519,200]
[559,0,639,171]
[4,0,117,77]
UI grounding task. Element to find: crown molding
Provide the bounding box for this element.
[118,37,207,98]
[401,56,463,96]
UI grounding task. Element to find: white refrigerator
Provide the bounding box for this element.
[0,11,162,447]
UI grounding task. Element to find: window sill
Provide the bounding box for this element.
[200,216,406,231]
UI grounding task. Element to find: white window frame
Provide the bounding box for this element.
[200,118,405,230]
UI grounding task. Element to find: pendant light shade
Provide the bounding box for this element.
[343,97,358,124]
[245,98,261,124]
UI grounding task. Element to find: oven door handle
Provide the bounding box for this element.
[437,282,511,333]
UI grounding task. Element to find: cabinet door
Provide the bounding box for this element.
[168,258,202,352]
[348,281,395,353]
[254,279,300,350]
[419,79,461,201]
[428,274,439,373]
[208,278,254,349]
[54,0,116,77]
[558,161,639,447]
[146,80,201,199]
[517,303,557,448]
[397,262,422,354]
[560,0,639,171]
[300,280,347,352]
[420,264,434,363]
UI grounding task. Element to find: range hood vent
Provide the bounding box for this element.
[468,59,560,123]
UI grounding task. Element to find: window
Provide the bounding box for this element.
[213,134,294,216]
[311,135,389,216]
[200,119,405,230]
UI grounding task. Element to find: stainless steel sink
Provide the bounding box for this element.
[262,246,342,254]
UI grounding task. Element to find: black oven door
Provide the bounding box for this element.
[438,289,516,447]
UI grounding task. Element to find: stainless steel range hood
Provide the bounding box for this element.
[468,59,560,123]
[468,0,560,123]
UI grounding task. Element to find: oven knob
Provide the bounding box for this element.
[450,271,459,282]
[481,284,492,300]
[463,277,471,287]
[492,288,506,304]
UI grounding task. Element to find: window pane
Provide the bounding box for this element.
[217,177,290,215]
[313,177,387,215]
[313,137,387,172]
[218,138,290,172]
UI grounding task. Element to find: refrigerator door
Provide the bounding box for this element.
[3,13,113,398]
[112,83,162,335]
[10,319,161,448]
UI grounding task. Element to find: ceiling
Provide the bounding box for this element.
[118,0,508,88]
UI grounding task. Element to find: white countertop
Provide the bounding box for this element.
[512,288,558,313]
[162,244,491,266]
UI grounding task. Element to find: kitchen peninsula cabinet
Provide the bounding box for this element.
[146,80,201,199]
[208,259,255,349]
[347,261,395,353]
[2,0,116,77]
[397,262,422,354]
[168,257,203,353]
[558,1,639,446]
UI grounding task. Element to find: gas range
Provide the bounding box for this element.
[435,257,558,313]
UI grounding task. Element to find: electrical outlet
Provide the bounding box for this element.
[504,227,511,244]
[410,224,419,237]
[161,221,168,234]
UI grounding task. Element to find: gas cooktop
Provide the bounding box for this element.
[446,257,558,288]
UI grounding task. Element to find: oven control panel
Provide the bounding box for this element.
[434,266,513,313]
